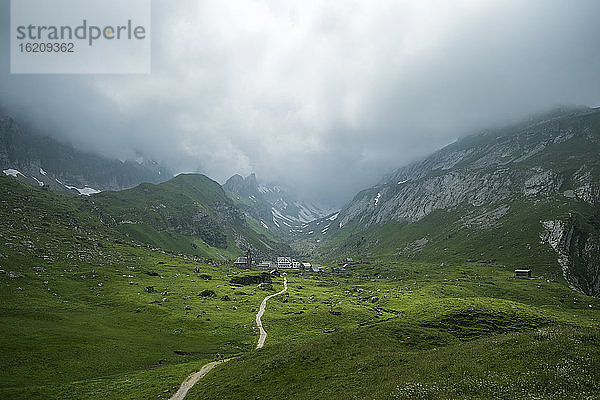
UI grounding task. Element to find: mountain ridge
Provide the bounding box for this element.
[223,173,335,231]
[0,114,171,194]
[313,107,600,296]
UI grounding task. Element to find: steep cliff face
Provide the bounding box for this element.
[541,216,600,296]
[322,107,600,295]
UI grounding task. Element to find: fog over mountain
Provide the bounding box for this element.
[1,0,600,206]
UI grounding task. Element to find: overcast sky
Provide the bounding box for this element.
[1,0,600,206]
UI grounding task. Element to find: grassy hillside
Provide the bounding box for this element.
[191,324,600,399]
[91,173,293,260]
[0,175,285,398]
[316,198,595,274]
[186,258,600,399]
[1,169,600,399]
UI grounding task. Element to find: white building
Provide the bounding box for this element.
[258,261,277,269]
[277,257,292,269]
[277,257,301,269]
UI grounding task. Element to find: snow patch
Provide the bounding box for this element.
[39,168,47,176]
[272,216,280,228]
[260,220,269,229]
[64,184,100,196]
[374,192,382,206]
[398,179,408,184]
[31,175,44,187]
[3,169,22,178]
[76,187,101,196]
[328,212,340,221]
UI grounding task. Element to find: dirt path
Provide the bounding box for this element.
[256,277,288,349]
[169,359,228,400]
[169,277,288,400]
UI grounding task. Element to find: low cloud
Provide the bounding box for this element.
[1,0,599,205]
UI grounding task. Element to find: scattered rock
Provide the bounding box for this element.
[144,286,155,293]
[329,310,341,316]
[230,273,272,286]
[199,289,216,298]
[370,296,379,303]
[221,295,231,301]
[173,350,196,355]
[257,283,273,291]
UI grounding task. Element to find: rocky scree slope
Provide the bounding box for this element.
[224,173,334,232]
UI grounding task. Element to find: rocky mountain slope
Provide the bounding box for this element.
[224,173,334,232]
[316,107,600,296]
[0,115,170,194]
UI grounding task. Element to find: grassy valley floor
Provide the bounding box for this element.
[1,177,600,399]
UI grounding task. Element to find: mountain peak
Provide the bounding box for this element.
[223,173,259,197]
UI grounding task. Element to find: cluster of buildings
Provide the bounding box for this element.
[261,257,323,272]
[234,252,322,272]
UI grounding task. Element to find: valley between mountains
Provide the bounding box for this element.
[1,106,600,399]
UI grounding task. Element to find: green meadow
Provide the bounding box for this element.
[1,175,600,399]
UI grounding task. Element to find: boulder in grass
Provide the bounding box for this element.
[257,282,273,291]
[230,273,271,286]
